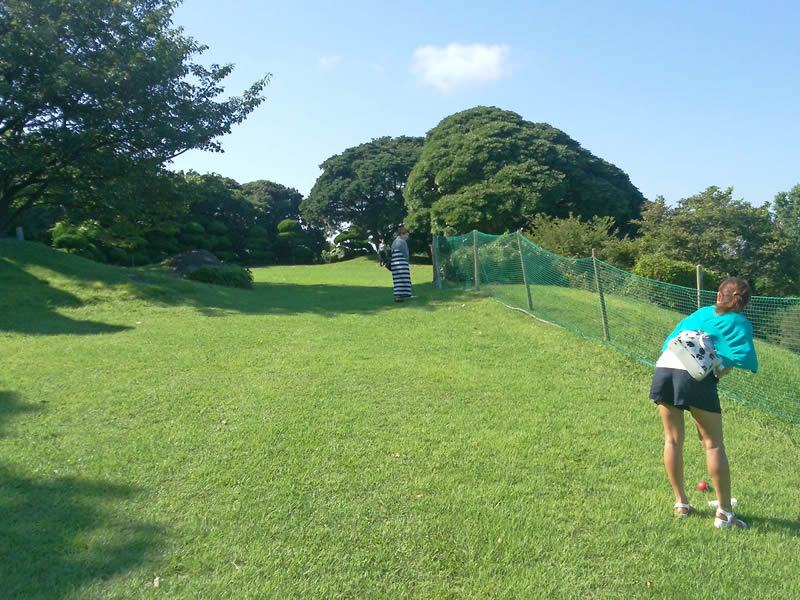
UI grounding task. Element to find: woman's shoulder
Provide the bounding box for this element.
[709,306,753,330]
[690,306,717,322]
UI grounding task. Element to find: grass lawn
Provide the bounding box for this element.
[2,240,800,599]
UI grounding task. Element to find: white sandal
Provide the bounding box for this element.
[674,502,693,518]
[714,506,747,529]
[708,498,737,509]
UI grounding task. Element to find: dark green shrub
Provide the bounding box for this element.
[477,236,522,284]
[246,249,277,265]
[600,237,640,269]
[291,245,314,264]
[186,265,253,289]
[622,256,723,314]
[215,250,237,263]
[205,220,229,236]
[768,304,800,353]
[633,254,698,288]
[277,219,302,234]
[442,244,476,284]
[178,221,207,248]
[104,246,130,265]
[208,235,233,251]
[321,247,347,263]
[553,258,593,291]
[333,228,371,258]
[51,221,105,261]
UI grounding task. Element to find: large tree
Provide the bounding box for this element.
[0,0,269,233]
[773,184,800,242]
[301,136,423,246]
[241,180,303,230]
[635,187,799,295]
[404,106,645,237]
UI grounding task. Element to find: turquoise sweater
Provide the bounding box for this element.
[661,306,759,372]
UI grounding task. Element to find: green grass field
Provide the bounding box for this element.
[2,240,800,599]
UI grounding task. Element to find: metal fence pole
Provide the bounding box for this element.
[696,264,704,309]
[431,236,443,289]
[592,248,611,341]
[472,229,480,291]
[517,231,533,311]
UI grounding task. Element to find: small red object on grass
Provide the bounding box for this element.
[696,480,709,491]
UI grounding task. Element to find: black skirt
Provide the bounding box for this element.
[649,367,721,414]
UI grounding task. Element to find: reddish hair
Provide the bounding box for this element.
[716,277,751,314]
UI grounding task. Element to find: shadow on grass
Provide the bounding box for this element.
[0,391,162,598]
[188,281,445,318]
[0,390,40,436]
[747,515,800,536]
[0,263,132,336]
[3,240,458,322]
[0,240,130,285]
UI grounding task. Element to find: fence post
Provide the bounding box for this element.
[592,248,611,342]
[516,231,533,311]
[431,236,443,289]
[472,229,480,291]
[696,264,704,309]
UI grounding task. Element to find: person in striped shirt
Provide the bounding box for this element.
[390,225,414,302]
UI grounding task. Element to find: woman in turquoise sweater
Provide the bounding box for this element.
[650,277,758,529]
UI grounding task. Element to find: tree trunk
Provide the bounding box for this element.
[0,192,10,237]
[0,182,43,235]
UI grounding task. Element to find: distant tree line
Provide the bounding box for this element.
[16,171,325,266]
[525,185,800,296]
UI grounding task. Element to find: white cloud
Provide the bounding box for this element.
[319,55,342,70]
[412,43,510,92]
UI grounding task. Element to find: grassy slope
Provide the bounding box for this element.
[1,240,799,599]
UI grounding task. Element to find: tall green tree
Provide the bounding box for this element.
[773,184,800,242]
[301,136,423,247]
[176,172,256,262]
[0,0,269,233]
[635,187,799,295]
[404,106,645,237]
[241,180,303,229]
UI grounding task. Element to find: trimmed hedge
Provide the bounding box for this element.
[186,265,253,289]
[633,254,698,288]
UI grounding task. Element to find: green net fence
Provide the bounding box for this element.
[432,231,800,423]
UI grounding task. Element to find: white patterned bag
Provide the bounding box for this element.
[667,330,722,381]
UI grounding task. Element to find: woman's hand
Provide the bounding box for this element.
[715,366,734,379]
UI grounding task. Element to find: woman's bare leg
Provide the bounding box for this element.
[689,407,732,512]
[658,403,688,507]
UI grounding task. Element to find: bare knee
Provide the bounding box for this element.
[664,432,685,447]
[700,435,725,453]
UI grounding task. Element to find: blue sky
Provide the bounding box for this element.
[170,0,800,206]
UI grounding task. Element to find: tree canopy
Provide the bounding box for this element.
[301,136,423,246]
[634,187,799,295]
[0,0,269,233]
[774,184,800,243]
[242,180,303,229]
[404,106,645,237]
[525,213,639,268]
